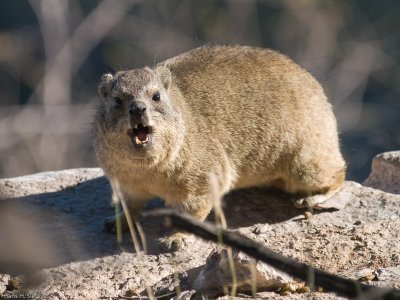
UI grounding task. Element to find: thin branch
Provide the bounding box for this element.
[143,208,400,300]
[28,0,139,105]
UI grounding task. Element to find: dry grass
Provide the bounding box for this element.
[209,173,240,297]
[111,178,155,300]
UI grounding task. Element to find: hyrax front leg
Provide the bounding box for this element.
[160,169,232,251]
[159,194,214,251]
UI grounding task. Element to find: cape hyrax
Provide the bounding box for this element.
[93,45,346,249]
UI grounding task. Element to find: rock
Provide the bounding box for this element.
[192,248,294,297]
[252,224,272,234]
[364,151,400,194]
[374,266,400,288]
[0,161,400,299]
[0,274,11,295]
[353,268,376,282]
[315,181,361,210]
[149,270,188,298]
[0,168,104,199]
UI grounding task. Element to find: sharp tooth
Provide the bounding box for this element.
[134,124,138,129]
[135,137,140,144]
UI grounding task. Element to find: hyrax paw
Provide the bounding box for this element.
[103,213,128,233]
[293,194,329,208]
[158,233,188,252]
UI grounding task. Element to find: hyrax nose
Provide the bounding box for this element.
[129,101,146,118]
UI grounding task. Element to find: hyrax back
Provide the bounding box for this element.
[94,45,346,248]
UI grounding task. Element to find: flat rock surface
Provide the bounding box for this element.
[0,164,399,299]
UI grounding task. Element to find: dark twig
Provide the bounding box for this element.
[143,208,400,300]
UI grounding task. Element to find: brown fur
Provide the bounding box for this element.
[93,45,346,249]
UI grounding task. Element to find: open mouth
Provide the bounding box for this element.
[127,123,152,149]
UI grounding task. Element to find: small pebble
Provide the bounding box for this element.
[304,211,313,219]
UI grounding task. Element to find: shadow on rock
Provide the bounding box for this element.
[0,177,332,272]
[0,177,137,271]
[218,187,323,229]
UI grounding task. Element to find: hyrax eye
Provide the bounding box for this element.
[114,97,123,108]
[152,92,160,101]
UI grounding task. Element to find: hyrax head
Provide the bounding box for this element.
[97,66,184,161]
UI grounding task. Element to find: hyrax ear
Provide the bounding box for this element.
[98,73,114,100]
[155,66,171,90]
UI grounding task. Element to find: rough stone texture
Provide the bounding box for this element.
[192,249,293,297]
[0,158,399,299]
[364,151,400,194]
[0,168,104,199]
[0,274,11,295]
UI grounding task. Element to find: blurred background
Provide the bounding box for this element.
[0,0,399,182]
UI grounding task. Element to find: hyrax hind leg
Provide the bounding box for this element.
[284,147,346,208]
